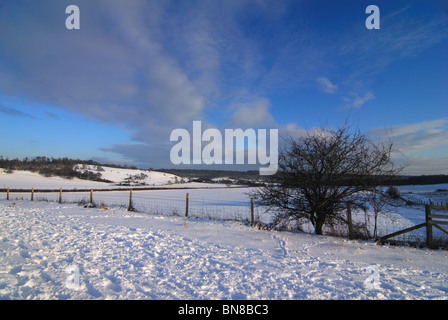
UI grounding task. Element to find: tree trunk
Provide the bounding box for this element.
[315,214,325,235]
[315,222,324,235]
[373,211,378,239]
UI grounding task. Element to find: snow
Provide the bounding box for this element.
[397,183,448,193]
[397,183,448,208]
[1,178,446,241]
[73,164,183,186]
[1,170,448,300]
[0,169,112,190]
[1,199,448,300]
[0,167,229,190]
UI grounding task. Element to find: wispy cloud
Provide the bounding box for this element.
[44,111,60,120]
[330,5,448,110]
[317,77,338,94]
[0,1,447,170]
[334,5,448,79]
[396,155,448,175]
[0,105,37,119]
[368,118,448,154]
[365,118,448,174]
[0,0,208,159]
[342,91,375,109]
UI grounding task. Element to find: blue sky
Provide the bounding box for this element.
[0,0,447,174]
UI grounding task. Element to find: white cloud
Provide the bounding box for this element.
[390,118,448,153]
[343,91,375,109]
[384,118,448,137]
[368,118,448,174]
[230,98,275,127]
[335,7,448,77]
[394,155,448,175]
[369,118,448,154]
[1,1,446,171]
[317,77,338,94]
[0,1,207,146]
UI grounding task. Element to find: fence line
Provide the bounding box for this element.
[377,205,448,248]
[3,187,444,247]
[1,187,262,226]
[402,194,448,210]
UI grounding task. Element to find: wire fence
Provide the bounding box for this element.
[1,187,268,225]
[2,187,445,245]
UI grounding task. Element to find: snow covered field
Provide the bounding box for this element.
[1,168,448,241]
[1,200,448,300]
[2,185,442,240]
[0,169,113,190]
[1,169,448,300]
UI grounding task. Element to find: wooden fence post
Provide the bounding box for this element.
[31,188,34,201]
[251,198,254,226]
[7,187,9,200]
[90,189,93,205]
[425,205,434,249]
[128,189,133,211]
[347,202,353,240]
[185,193,189,218]
[59,188,62,204]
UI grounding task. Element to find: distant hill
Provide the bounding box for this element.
[73,164,182,186]
[158,168,260,179]
[1,156,447,186]
[0,156,180,187]
[391,175,448,186]
[0,156,107,181]
[160,168,448,186]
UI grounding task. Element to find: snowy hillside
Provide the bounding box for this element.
[1,200,447,300]
[0,166,183,190]
[0,169,111,190]
[73,164,183,186]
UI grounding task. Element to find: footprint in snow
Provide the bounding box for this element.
[9,265,22,275]
[272,234,288,258]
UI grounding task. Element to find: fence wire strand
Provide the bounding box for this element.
[1,188,263,224]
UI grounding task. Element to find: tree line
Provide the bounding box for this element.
[0,156,112,182]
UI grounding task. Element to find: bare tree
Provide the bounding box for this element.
[252,124,401,235]
[365,186,387,239]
